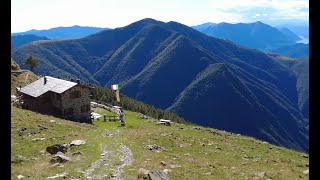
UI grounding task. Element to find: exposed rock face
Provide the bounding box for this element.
[46,144,68,154]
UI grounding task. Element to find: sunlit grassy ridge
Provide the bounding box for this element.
[11,104,309,179]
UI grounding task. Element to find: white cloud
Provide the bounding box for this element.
[207,0,308,23]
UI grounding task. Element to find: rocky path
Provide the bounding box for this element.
[24,71,30,84]
[83,130,133,180]
[111,144,133,179]
[11,70,28,73]
[84,144,109,179]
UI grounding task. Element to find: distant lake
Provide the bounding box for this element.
[297,36,309,44]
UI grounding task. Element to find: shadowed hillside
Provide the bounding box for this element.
[11,34,50,49]
[270,43,309,58]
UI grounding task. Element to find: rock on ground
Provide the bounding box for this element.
[50,152,71,164]
[70,140,86,146]
[17,175,25,179]
[148,170,170,180]
[257,171,266,177]
[47,172,68,179]
[138,168,150,179]
[145,144,162,151]
[46,144,68,154]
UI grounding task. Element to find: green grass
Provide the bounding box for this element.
[11,105,309,179]
[11,71,39,95]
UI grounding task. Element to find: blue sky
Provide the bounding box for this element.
[11,0,309,33]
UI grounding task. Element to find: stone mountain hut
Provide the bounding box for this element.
[17,76,92,123]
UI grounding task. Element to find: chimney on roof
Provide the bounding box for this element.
[44,76,47,84]
[70,78,74,82]
[76,79,80,84]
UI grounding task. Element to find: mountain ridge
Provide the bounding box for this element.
[192,21,299,51]
[12,25,109,40]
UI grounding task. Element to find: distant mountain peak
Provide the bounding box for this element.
[254,21,264,24]
[136,18,162,24]
[202,22,216,26]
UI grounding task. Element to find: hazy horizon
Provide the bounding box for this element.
[12,0,308,33]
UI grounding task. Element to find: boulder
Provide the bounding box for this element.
[46,144,68,154]
[148,170,170,180]
[50,152,71,164]
[138,168,150,179]
[17,175,25,179]
[70,140,86,146]
[257,171,266,177]
[145,144,162,151]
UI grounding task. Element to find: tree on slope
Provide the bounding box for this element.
[24,55,39,72]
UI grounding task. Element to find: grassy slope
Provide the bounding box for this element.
[11,105,309,179]
[11,59,39,95]
[11,71,39,95]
